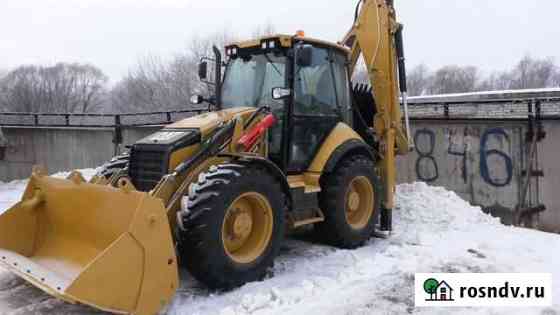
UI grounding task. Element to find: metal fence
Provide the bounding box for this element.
[2,89,560,128]
[0,108,207,128]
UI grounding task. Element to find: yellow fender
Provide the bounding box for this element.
[308,122,368,174]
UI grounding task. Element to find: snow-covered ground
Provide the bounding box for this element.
[0,171,558,315]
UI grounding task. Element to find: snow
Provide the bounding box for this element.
[0,173,558,315]
[409,87,560,102]
[407,88,560,109]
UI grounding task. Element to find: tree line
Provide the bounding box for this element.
[405,56,560,96]
[1,30,558,113]
[0,29,241,114]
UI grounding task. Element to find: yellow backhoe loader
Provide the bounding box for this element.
[0,0,411,314]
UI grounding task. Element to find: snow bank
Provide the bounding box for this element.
[166,183,559,315]
[0,179,557,315]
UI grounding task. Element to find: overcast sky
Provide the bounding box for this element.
[1,0,557,82]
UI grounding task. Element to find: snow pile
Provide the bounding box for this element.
[397,183,499,234]
[168,183,559,315]
[0,179,558,315]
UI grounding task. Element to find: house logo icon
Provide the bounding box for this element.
[423,278,455,301]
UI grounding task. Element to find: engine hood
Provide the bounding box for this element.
[165,107,255,136]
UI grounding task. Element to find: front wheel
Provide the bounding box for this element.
[95,152,129,180]
[177,163,286,289]
[315,155,381,248]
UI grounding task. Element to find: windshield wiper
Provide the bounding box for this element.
[263,53,283,76]
[250,54,284,107]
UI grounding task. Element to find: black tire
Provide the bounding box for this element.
[315,155,381,249]
[177,163,286,290]
[96,153,129,180]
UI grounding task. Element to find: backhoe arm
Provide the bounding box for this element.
[342,0,410,213]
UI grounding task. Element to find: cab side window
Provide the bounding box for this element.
[288,45,343,172]
[332,52,352,123]
[294,46,338,116]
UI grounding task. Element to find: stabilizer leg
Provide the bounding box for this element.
[374,207,392,239]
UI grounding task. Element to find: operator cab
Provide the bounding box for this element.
[196,34,353,174]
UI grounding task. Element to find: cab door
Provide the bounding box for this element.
[287,44,352,173]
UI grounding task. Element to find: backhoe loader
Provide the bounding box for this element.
[0,0,411,314]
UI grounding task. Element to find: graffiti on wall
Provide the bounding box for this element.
[414,129,439,182]
[400,118,557,229]
[414,127,514,188]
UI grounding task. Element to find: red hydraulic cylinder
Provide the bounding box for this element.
[237,114,277,151]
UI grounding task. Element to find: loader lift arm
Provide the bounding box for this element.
[342,0,411,221]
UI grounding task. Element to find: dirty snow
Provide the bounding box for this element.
[0,172,558,315]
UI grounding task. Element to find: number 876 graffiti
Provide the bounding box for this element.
[414,128,513,187]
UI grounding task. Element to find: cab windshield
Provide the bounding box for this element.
[221,53,287,109]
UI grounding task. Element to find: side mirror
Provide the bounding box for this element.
[272,87,292,100]
[190,94,204,105]
[296,46,313,67]
[198,61,208,80]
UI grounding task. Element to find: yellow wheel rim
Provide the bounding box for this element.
[222,192,274,264]
[345,176,375,230]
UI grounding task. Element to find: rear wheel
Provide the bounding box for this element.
[177,163,285,289]
[315,155,381,248]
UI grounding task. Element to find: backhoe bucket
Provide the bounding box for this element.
[0,170,179,315]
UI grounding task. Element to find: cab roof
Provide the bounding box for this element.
[228,34,350,55]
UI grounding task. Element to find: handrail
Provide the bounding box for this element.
[0,108,208,128]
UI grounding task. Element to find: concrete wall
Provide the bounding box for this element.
[538,123,560,233]
[0,126,160,181]
[397,120,559,233]
[1,120,558,232]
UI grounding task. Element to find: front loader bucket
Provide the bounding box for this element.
[0,170,179,315]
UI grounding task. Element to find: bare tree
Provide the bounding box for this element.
[188,25,274,96]
[187,30,238,98]
[111,30,237,113]
[0,69,9,111]
[69,63,108,112]
[407,64,431,96]
[553,70,560,88]
[478,71,513,91]
[111,55,193,112]
[110,26,279,113]
[509,55,557,90]
[478,56,558,91]
[0,63,108,113]
[427,65,479,94]
[354,55,558,96]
